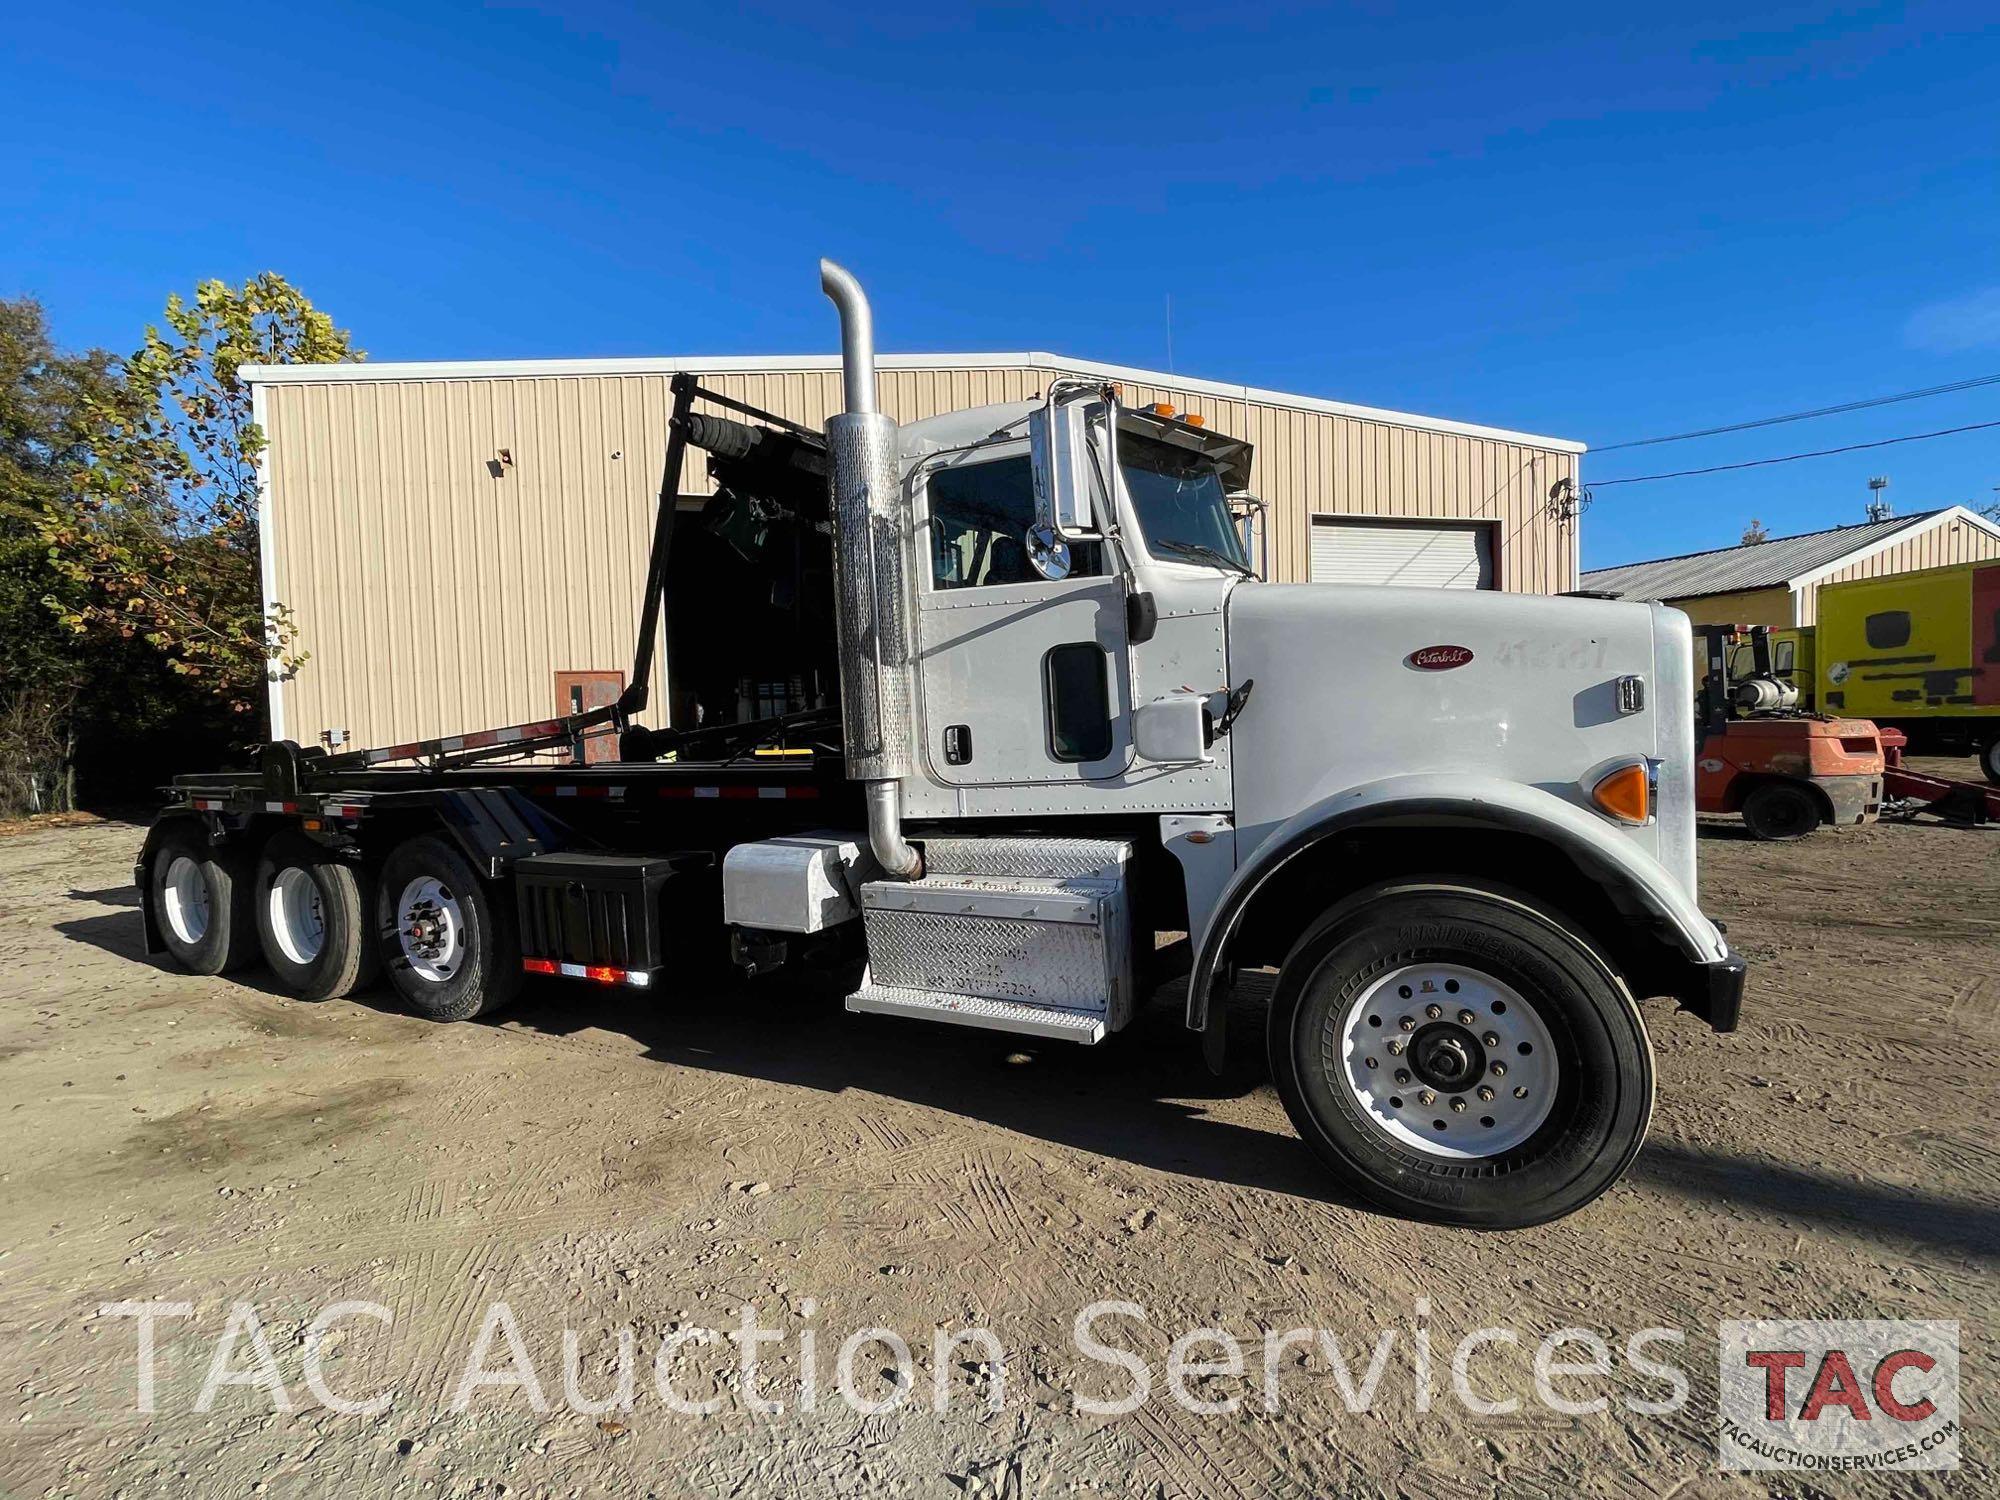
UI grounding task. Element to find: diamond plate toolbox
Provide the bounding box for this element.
[858,855,1134,1024]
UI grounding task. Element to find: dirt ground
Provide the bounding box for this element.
[0,779,1993,1498]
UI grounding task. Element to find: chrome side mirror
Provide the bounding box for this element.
[1025,523,1072,581]
[1029,388,1108,543]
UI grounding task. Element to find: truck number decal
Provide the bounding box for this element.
[1492,638,1608,671]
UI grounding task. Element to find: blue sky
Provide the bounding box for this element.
[4,1,1995,567]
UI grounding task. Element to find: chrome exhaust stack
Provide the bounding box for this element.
[820,259,922,879]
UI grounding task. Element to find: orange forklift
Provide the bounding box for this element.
[1694,624,1885,840]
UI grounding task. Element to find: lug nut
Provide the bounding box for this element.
[1513,1086,1528,1099]
[1419,1089,1437,1107]
[1425,1003,1443,1019]
[1395,1069,1412,1084]
[1399,1016,1416,1032]
[1364,1056,1378,1069]
[1482,1032,1500,1048]
[1449,1097,1467,1113]
[1387,1039,1405,1055]
[1458,1009,1476,1026]
[1491,1061,1507,1077]
[1477,1085,1495,1102]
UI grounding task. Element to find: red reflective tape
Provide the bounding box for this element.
[334,804,366,818]
[575,785,612,798]
[719,785,759,799]
[584,965,621,984]
[530,784,557,795]
[788,786,820,799]
[462,730,500,749]
[658,785,697,798]
[522,957,558,975]
[519,720,564,739]
[387,743,422,761]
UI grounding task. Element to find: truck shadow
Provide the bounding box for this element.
[498,974,1358,1208]
[54,910,150,962]
[1631,1140,2000,1265]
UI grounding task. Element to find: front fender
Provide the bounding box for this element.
[1186,773,1728,1033]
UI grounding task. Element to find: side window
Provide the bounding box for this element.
[1045,642,1112,761]
[1774,640,1795,674]
[927,455,1100,589]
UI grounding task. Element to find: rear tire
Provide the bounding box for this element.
[1741,781,1821,840]
[376,835,522,1021]
[149,829,260,975]
[1267,881,1654,1229]
[1980,735,2000,787]
[255,831,378,1000]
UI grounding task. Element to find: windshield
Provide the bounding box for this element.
[1117,431,1248,571]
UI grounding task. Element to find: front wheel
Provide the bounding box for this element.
[1268,882,1654,1229]
[375,835,522,1021]
[1979,734,2000,787]
[1741,781,1821,840]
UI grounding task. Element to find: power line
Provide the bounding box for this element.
[1594,371,2000,452]
[1591,418,2000,487]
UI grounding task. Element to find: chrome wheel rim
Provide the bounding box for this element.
[396,875,465,983]
[267,866,326,966]
[163,856,210,945]
[1336,962,1558,1159]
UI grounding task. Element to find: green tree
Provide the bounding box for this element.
[0,298,123,813]
[43,273,360,714]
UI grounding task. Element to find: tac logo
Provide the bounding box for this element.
[1718,1320,1958,1471]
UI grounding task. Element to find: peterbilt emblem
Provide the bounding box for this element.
[1408,645,1475,671]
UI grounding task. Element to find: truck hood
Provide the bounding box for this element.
[1222,582,1688,884]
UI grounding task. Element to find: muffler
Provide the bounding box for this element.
[820,259,922,879]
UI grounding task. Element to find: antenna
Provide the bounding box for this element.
[1865,475,1891,522]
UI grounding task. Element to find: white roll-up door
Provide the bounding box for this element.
[1309,519,1494,588]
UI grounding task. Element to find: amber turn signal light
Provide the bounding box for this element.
[1590,762,1651,825]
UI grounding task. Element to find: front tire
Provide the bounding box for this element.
[150,829,259,975]
[1741,781,1821,840]
[255,831,378,1000]
[1979,734,2000,787]
[1267,882,1654,1229]
[376,835,522,1021]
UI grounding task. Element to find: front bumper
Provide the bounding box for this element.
[1676,941,1746,1033]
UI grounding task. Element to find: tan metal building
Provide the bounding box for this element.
[246,353,1584,748]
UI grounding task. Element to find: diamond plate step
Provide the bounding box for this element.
[860,874,1104,926]
[920,836,1132,881]
[847,980,1106,1044]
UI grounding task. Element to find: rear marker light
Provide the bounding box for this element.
[1590,762,1652,825]
[523,958,649,987]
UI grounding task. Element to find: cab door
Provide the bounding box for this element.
[913,442,1132,787]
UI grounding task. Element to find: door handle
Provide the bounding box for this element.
[943,724,973,765]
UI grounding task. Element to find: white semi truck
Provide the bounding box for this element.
[138,262,1744,1228]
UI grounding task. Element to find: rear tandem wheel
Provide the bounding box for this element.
[375,835,523,1021]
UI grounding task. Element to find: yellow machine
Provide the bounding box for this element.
[1731,560,2000,783]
